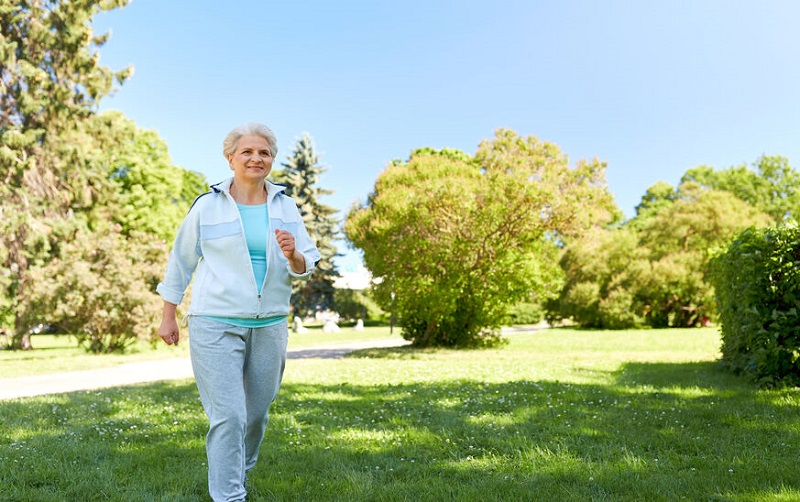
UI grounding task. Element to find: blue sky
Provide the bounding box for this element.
[92,1,800,271]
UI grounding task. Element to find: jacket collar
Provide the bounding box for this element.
[211,177,286,203]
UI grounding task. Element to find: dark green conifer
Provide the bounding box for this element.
[277,133,340,317]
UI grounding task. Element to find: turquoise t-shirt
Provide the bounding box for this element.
[238,203,269,292]
[205,203,285,328]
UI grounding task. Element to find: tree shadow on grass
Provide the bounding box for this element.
[0,382,209,501]
[2,355,799,501]
[254,356,800,500]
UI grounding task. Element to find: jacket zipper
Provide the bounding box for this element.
[228,189,264,317]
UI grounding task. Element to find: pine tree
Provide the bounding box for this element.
[276,133,340,317]
[0,0,132,349]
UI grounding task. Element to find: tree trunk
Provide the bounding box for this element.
[10,330,33,350]
[8,228,33,351]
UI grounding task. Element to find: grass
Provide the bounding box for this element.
[1,327,800,500]
[0,326,398,378]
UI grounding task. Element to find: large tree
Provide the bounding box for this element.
[552,182,773,328]
[636,184,773,327]
[86,110,207,242]
[681,155,800,222]
[13,111,206,352]
[274,133,339,317]
[1,1,205,351]
[345,129,618,348]
[1,0,132,348]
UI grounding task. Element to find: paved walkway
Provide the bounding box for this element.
[0,338,410,401]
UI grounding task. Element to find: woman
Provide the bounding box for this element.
[157,122,319,501]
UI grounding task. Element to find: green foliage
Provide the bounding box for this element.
[0,0,132,348]
[333,288,387,323]
[553,186,772,328]
[0,2,204,351]
[682,155,800,221]
[710,223,800,387]
[549,226,646,329]
[635,185,771,327]
[633,180,677,219]
[346,129,618,347]
[94,111,207,242]
[20,225,167,353]
[274,133,340,316]
[502,301,544,326]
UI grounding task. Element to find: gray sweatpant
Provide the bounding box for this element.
[189,316,288,502]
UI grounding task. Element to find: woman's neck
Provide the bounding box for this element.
[230,179,267,205]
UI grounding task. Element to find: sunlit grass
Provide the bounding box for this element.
[2,327,799,500]
[0,327,400,378]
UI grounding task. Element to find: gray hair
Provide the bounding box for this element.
[222,123,278,159]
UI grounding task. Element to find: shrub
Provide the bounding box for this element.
[21,227,167,353]
[333,288,387,323]
[503,301,545,326]
[710,223,800,387]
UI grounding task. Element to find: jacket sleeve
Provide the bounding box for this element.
[288,204,321,280]
[156,204,202,305]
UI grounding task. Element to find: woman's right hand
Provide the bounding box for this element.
[159,302,180,345]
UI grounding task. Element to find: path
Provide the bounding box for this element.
[0,338,410,401]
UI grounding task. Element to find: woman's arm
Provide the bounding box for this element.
[158,301,180,345]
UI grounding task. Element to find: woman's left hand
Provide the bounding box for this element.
[275,229,307,273]
[275,229,296,258]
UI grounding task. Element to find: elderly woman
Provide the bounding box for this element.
[157,122,319,501]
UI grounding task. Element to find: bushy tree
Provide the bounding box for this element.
[552,183,772,328]
[550,226,646,329]
[21,226,167,353]
[1,0,132,349]
[274,133,340,316]
[635,184,772,326]
[345,129,618,347]
[682,155,800,221]
[633,181,677,221]
[333,288,387,324]
[710,223,800,387]
[6,110,206,351]
[0,1,205,350]
[88,111,206,241]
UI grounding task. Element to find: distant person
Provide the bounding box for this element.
[157,122,320,501]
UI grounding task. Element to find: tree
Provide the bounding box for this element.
[1,2,204,351]
[274,133,340,317]
[549,226,647,329]
[1,0,132,349]
[333,288,387,324]
[2,109,206,351]
[682,156,800,222]
[551,183,772,328]
[86,111,207,242]
[636,184,772,326]
[11,111,207,351]
[633,181,677,220]
[21,226,167,353]
[345,129,618,348]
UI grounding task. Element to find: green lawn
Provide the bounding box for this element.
[0,326,398,378]
[2,327,799,501]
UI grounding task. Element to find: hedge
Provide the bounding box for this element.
[710,223,800,387]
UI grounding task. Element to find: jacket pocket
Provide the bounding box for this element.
[271,218,298,236]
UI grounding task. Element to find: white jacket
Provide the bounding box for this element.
[156,177,320,319]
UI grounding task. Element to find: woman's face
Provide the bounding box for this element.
[228,134,274,181]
